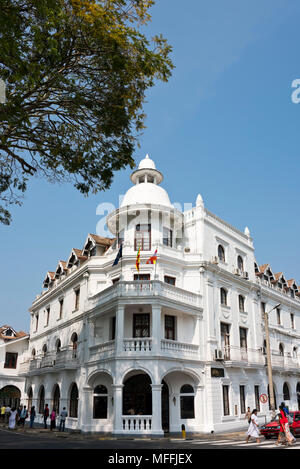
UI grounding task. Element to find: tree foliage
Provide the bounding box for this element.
[0,0,173,224]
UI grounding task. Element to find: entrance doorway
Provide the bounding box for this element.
[161,380,169,432]
[123,374,152,415]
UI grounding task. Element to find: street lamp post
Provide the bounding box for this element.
[263,303,281,420]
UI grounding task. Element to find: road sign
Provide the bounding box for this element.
[260,393,268,404]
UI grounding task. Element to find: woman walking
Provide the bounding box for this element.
[278,405,295,446]
[245,409,261,444]
[29,406,36,428]
[8,407,17,430]
[50,408,56,431]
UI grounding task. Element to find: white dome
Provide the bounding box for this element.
[138,154,156,170]
[120,182,172,208]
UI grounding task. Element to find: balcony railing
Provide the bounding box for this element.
[87,280,201,311]
[161,339,199,356]
[122,415,152,433]
[219,346,265,365]
[123,338,152,352]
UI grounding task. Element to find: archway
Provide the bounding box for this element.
[53,384,60,414]
[123,373,152,415]
[69,383,79,418]
[27,386,33,410]
[0,385,21,408]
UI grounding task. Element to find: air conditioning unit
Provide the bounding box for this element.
[243,271,249,280]
[214,349,224,360]
[211,256,219,264]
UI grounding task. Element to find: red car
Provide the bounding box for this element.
[260,411,300,439]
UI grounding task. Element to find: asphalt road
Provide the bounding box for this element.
[0,426,299,452]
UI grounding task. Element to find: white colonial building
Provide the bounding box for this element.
[17,154,300,434]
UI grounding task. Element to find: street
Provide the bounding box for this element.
[0,426,299,450]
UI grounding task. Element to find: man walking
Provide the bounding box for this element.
[59,407,68,432]
[20,405,28,427]
[43,404,49,429]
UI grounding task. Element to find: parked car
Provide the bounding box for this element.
[260,411,300,439]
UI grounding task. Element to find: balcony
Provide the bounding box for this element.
[25,348,79,374]
[89,338,199,361]
[87,280,201,312]
[218,346,265,366]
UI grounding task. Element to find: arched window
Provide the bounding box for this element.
[69,383,79,418]
[293,347,298,358]
[283,382,290,401]
[42,344,47,356]
[56,339,61,353]
[279,343,284,356]
[71,333,78,358]
[220,288,227,306]
[180,384,195,419]
[93,385,108,419]
[38,386,45,414]
[237,255,244,271]
[53,384,60,414]
[218,245,225,262]
[238,295,245,312]
[31,348,36,359]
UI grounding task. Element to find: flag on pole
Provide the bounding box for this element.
[135,246,141,272]
[113,244,123,266]
[146,249,157,265]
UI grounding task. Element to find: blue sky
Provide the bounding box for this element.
[1,0,300,331]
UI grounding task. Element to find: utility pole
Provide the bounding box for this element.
[263,303,281,420]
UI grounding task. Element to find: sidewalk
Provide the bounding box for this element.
[0,422,247,442]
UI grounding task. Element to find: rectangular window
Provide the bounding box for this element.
[165,315,176,340]
[276,307,281,325]
[254,385,260,411]
[46,307,50,326]
[35,314,39,332]
[240,385,246,414]
[74,288,80,310]
[163,227,173,247]
[223,385,230,416]
[180,396,195,419]
[221,323,230,360]
[59,299,64,320]
[4,352,18,369]
[164,276,176,286]
[133,313,150,338]
[111,317,116,341]
[134,224,151,251]
[239,327,247,350]
[291,313,295,329]
[93,396,107,419]
[134,274,150,281]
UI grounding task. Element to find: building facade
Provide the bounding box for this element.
[17,155,300,434]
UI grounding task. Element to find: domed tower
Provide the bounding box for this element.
[107,155,183,261]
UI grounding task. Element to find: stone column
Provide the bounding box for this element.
[116,304,125,355]
[112,384,124,434]
[79,386,93,433]
[152,304,162,354]
[151,384,164,435]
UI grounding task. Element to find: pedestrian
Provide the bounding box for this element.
[245,409,261,444]
[1,404,5,423]
[17,405,22,425]
[59,407,68,432]
[278,405,295,446]
[245,407,251,424]
[5,405,11,425]
[276,412,287,446]
[29,406,36,428]
[43,404,49,429]
[8,407,17,430]
[19,405,28,427]
[50,408,56,431]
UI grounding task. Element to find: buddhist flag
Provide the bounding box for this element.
[146,249,157,265]
[135,246,141,272]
